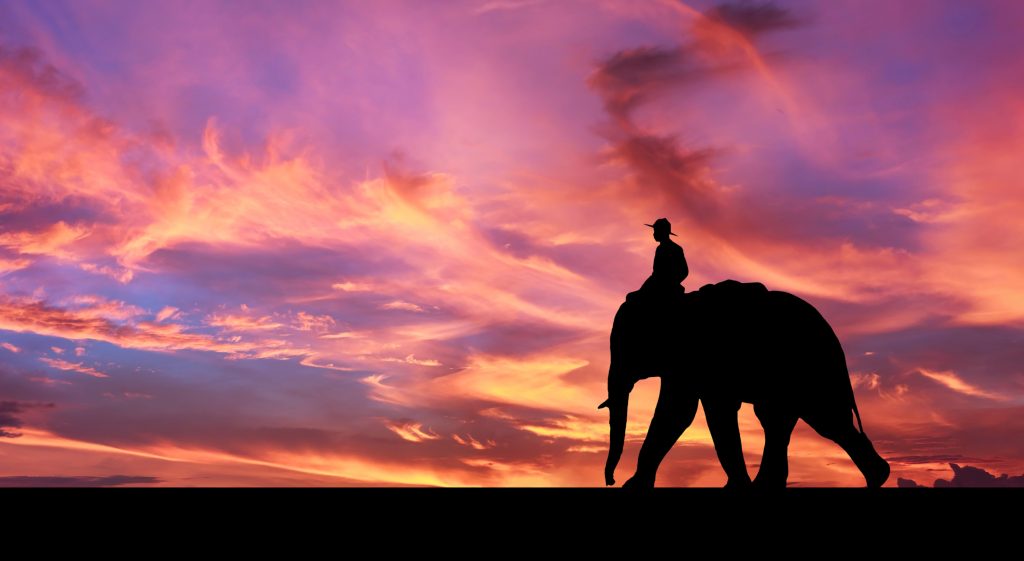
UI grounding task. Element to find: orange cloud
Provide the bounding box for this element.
[39,357,109,378]
[0,256,32,274]
[384,421,442,443]
[452,434,496,450]
[0,295,302,358]
[0,221,90,258]
[205,312,284,331]
[331,281,375,292]
[381,354,442,367]
[915,368,1006,401]
[380,300,425,312]
[155,306,180,322]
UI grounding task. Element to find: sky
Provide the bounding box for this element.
[0,0,1022,487]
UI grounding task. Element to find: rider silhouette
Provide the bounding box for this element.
[629,218,687,302]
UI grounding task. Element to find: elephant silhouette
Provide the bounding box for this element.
[599,279,890,488]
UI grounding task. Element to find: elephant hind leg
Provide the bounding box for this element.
[752,403,797,488]
[802,407,890,488]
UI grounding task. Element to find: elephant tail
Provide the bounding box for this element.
[851,397,866,436]
[846,362,866,436]
[840,350,867,436]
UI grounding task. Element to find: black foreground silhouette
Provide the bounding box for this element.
[600,220,890,488]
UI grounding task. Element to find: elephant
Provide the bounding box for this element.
[599,279,890,488]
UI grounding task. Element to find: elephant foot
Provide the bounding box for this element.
[852,433,890,488]
[724,476,752,490]
[751,474,787,490]
[622,473,656,490]
[864,456,890,488]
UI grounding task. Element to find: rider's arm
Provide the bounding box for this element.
[680,247,688,282]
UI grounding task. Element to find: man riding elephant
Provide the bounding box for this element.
[603,217,890,488]
[627,217,688,304]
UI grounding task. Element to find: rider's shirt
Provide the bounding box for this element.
[652,239,687,286]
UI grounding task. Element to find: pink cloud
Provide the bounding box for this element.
[39,357,108,378]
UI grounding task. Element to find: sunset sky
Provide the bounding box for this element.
[1,0,1022,487]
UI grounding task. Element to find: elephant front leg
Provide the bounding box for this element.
[625,380,698,489]
[704,399,751,488]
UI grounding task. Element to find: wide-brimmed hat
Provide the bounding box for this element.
[644,217,677,236]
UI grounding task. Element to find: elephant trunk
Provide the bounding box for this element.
[599,363,633,486]
[601,394,628,486]
[601,301,634,486]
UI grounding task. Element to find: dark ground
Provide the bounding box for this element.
[5,487,1016,557]
[6,487,1018,536]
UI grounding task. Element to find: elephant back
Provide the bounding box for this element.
[684,279,842,374]
[615,279,770,364]
[693,279,768,301]
[682,280,774,348]
[688,279,770,319]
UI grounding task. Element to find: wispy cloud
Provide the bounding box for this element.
[384,421,442,443]
[915,368,1006,401]
[39,357,109,378]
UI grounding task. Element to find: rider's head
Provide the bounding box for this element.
[645,218,677,242]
